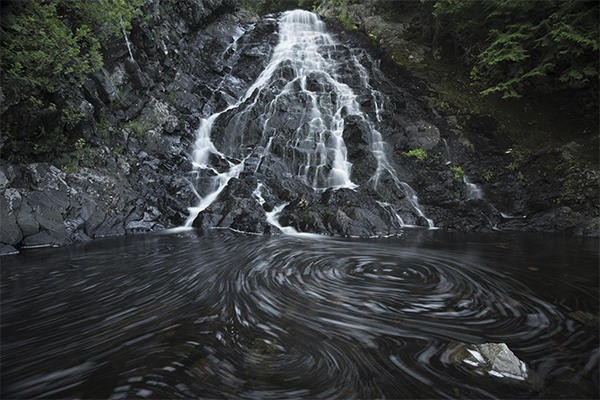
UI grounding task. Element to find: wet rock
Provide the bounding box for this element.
[177,0,237,31]
[89,69,120,103]
[3,0,598,251]
[278,187,404,237]
[0,189,23,245]
[193,178,272,234]
[446,341,543,392]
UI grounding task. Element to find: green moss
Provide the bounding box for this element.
[403,148,427,160]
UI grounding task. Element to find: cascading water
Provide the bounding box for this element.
[464,175,483,199]
[220,10,358,190]
[185,9,433,231]
[442,139,483,200]
[120,18,135,61]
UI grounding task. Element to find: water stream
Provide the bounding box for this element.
[1,230,598,399]
[185,10,431,228]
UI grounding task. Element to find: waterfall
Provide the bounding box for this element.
[238,10,357,190]
[184,9,433,229]
[120,18,135,61]
[464,175,484,200]
[442,139,452,165]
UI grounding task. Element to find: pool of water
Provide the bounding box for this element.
[1,229,598,399]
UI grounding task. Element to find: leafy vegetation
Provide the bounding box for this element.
[483,170,493,181]
[1,0,144,166]
[449,165,464,180]
[2,0,143,100]
[425,0,599,99]
[238,0,321,15]
[403,148,427,160]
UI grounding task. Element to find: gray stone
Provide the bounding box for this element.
[90,69,120,103]
[85,207,107,237]
[0,243,19,255]
[82,78,105,114]
[16,200,39,237]
[0,170,9,189]
[22,231,59,248]
[26,191,67,231]
[1,213,22,246]
[446,341,543,391]
[27,164,69,192]
[404,120,441,151]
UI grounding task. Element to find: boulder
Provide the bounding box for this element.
[446,341,543,392]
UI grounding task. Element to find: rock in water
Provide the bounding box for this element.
[446,341,543,391]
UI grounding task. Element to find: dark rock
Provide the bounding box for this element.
[16,200,39,236]
[0,189,23,245]
[82,78,105,115]
[178,0,237,31]
[89,69,120,103]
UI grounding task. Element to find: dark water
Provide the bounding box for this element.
[1,229,598,399]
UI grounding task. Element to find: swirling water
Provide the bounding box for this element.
[1,230,598,399]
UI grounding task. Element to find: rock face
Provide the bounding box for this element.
[446,341,544,392]
[1,1,598,254]
[0,0,247,254]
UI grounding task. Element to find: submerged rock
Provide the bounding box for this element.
[446,341,543,392]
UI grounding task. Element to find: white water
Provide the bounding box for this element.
[441,139,483,201]
[243,10,357,189]
[120,18,135,61]
[464,175,484,200]
[185,9,433,228]
[254,182,323,238]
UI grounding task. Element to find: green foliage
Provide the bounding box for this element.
[449,165,464,179]
[427,0,599,98]
[59,138,86,174]
[1,0,144,166]
[338,14,357,31]
[403,148,428,160]
[483,170,493,181]
[506,162,519,171]
[239,0,320,15]
[96,112,111,143]
[124,115,156,137]
[167,89,177,105]
[1,0,143,97]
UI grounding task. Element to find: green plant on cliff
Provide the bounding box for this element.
[2,0,143,99]
[426,0,599,99]
[403,148,427,161]
[449,165,464,180]
[1,0,143,165]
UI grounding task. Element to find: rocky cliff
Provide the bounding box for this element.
[1,0,246,254]
[1,0,598,255]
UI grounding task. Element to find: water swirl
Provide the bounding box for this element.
[1,230,597,399]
